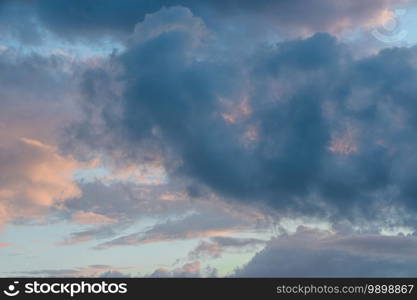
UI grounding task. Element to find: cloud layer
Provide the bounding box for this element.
[2,0,417,278]
[22,0,407,41]
[235,226,417,277]
[73,6,417,230]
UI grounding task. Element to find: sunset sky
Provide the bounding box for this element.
[2,0,417,277]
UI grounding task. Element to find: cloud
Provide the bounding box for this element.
[99,270,131,278]
[58,226,117,246]
[62,181,192,224]
[71,6,417,230]
[93,209,263,250]
[0,39,94,227]
[148,261,202,277]
[0,46,95,224]
[71,211,116,225]
[0,1,43,45]
[24,0,407,42]
[16,265,133,277]
[0,136,83,225]
[0,48,81,144]
[188,236,266,260]
[188,241,222,260]
[130,6,207,46]
[33,0,165,40]
[3,0,417,279]
[234,226,417,277]
[57,178,268,247]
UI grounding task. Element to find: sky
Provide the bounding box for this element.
[2,0,417,277]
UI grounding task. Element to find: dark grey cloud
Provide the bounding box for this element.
[72,6,417,229]
[0,0,43,45]
[234,227,417,277]
[0,47,82,145]
[24,0,407,41]
[0,49,74,103]
[3,2,415,232]
[33,0,165,40]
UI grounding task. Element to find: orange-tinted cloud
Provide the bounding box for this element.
[0,135,85,225]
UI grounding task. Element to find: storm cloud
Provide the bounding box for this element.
[234,226,417,277]
[72,6,417,230]
[26,0,407,40]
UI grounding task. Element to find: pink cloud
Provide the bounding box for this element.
[0,135,87,225]
[328,129,358,155]
[71,211,115,225]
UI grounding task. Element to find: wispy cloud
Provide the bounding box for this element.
[188,236,267,260]
[94,210,263,250]
[14,265,135,277]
